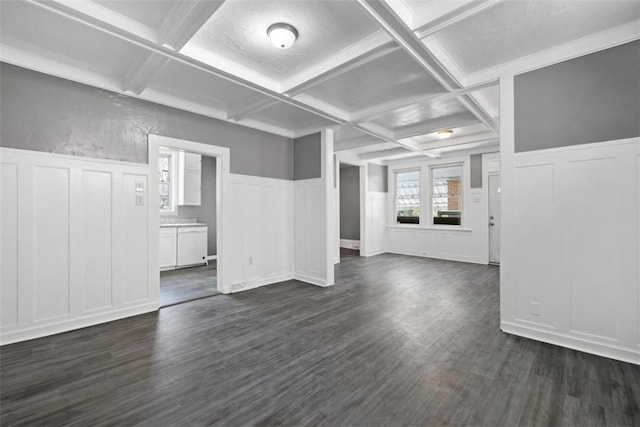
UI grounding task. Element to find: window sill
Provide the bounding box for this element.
[387,225,473,232]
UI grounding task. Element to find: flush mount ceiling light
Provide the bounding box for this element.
[267,23,298,49]
[437,129,453,139]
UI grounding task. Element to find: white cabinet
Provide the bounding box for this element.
[178,152,201,206]
[176,226,207,267]
[159,227,177,270]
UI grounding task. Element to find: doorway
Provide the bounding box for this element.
[488,174,501,264]
[339,163,361,260]
[149,134,231,304]
[158,150,219,306]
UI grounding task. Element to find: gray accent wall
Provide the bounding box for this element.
[293,132,321,180]
[0,63,294,180]
[515,40,640,152]
[340,166,360,241]
[174,155,217,256]
[367,163,388,192]
[470,154,482,188]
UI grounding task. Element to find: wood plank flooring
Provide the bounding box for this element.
[1,252,639,426]
[160,262,219,307]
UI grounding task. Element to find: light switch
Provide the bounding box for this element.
[135,182,144,192]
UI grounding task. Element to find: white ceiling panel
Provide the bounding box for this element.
[244,102,335,131]
[144,59,269,110]
[0,1,147,81]
[300,48,446,113]
[90,0,176,30]
[369,97,470,130]
[433,0,640,74]
[182,0,382,83]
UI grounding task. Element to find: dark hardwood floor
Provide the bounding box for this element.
[160,262,219,307]
[1,253,639,426]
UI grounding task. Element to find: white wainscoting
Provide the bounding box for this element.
[294,178,329,286]
[227,174,294,292]
[362,191,387,257]
[501,138,640,364]
[0,148,157,345]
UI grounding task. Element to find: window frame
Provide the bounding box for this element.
[159,148,178,215]
[429,163,464,228]
[394,168,422,225]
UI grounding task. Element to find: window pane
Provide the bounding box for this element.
[432,165,462,226]
[395,170,420,224]
[159,153,173,211]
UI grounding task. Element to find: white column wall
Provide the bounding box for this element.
[499,75,640,364]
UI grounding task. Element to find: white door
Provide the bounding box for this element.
[489,174,501,264]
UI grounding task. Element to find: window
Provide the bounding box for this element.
[159,151,176,213]
[431,165,462,226]
[395,170,420,224]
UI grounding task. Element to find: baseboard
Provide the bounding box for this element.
[340,239,360,250]
[501,321,640,365]
[207,255,217,261]
[361,249,386,257]
[0,302,159,346]
[385,249,486,265]
[294,273,331,287]
[230,273,294,293]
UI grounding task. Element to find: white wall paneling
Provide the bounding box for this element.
[363,191,387,257]
[295,129,335,287]
[385,155,489,264]
[227,174,294,292]
[500,137,640,364]
[295,178,327,286]
[0,148,157,345]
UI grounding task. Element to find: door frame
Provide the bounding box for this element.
[148,134,231,294]
[334,155,367,261]
[487,172,501,264]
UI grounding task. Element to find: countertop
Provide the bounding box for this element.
[160,223,208,228]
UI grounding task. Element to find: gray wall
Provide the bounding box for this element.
[0,63,294,179]
[340,166,360,240]
[293,132,321,180]
[470,154,482,188]
[367,163,388,192]
[515,40,640,152]
[174,156,217,256]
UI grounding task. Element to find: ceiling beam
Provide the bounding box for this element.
[158,1,225,50]
[122,1,225,96]
[356,0,498,133]
[359,147,411,160]
[122,52,169,94]
[414,0,503,39]
[349,79,497,124]
[419,132,497,150]
[227,97,277,121]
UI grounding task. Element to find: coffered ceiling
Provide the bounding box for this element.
[1,0,638,163]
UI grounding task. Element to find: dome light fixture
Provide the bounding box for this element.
[437,129,453,139]
[267,23,298,49]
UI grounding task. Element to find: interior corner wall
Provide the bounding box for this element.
[362,163,387,257]
[501,41,640,364]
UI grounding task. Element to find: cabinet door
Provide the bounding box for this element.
[182,169,201,205]
[159,228,177,268]
[177,228,207,266]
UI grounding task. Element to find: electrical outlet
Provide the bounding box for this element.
[248,256,254,265]
[530,301,541,317]
[136,194,145,206]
